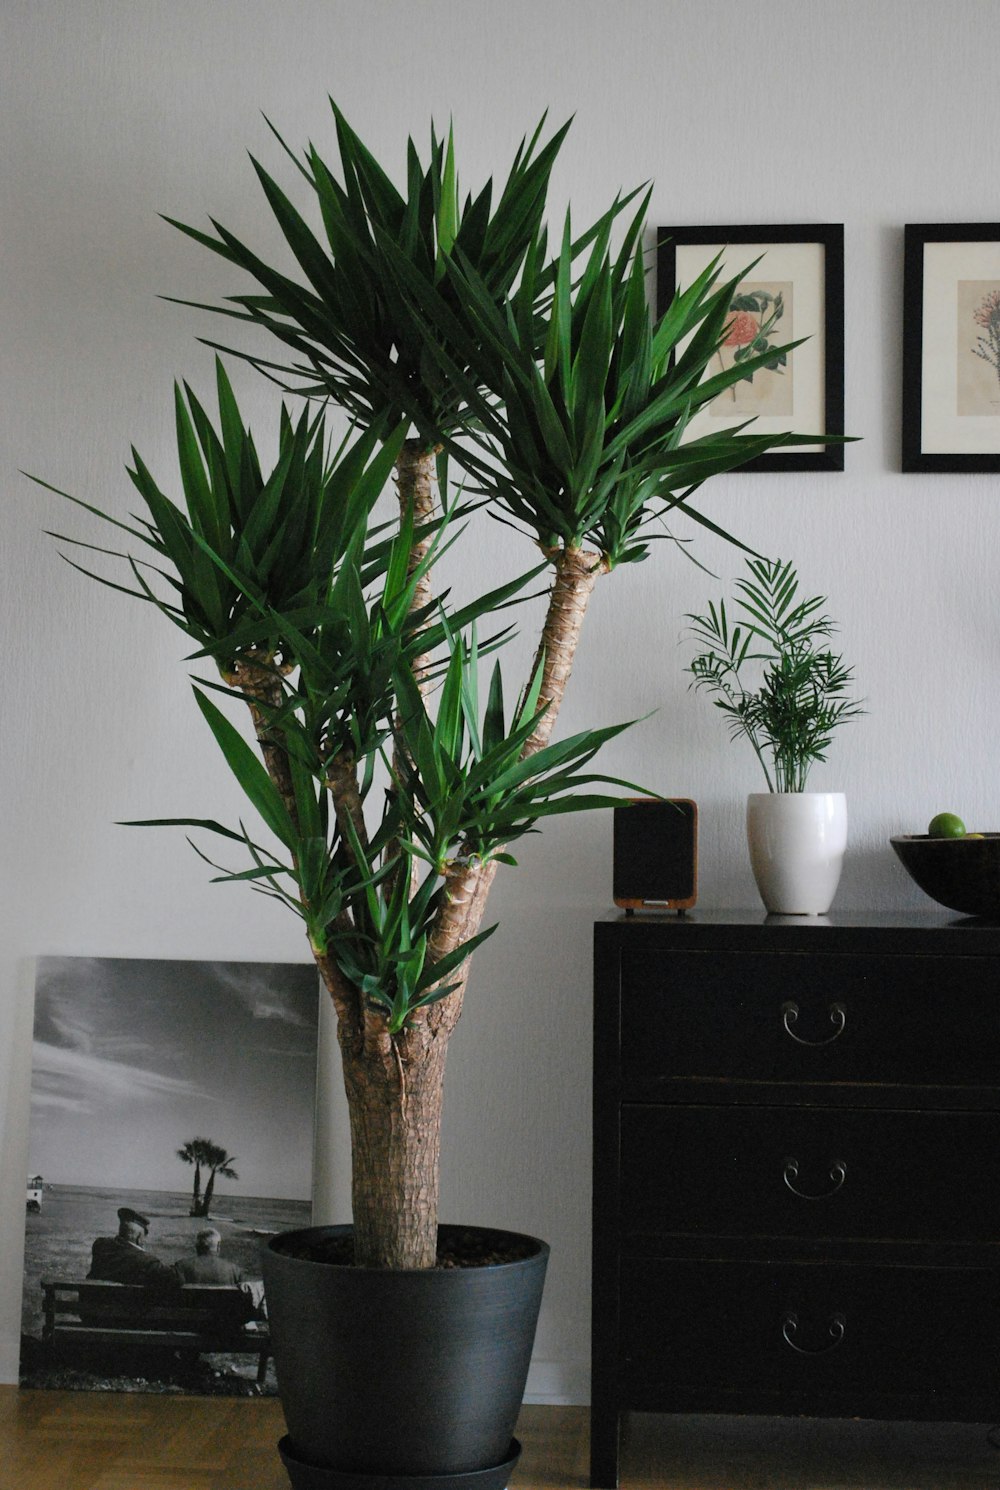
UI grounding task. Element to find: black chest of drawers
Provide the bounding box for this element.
[590,910,1000,1487]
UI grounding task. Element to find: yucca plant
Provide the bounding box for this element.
[37,102,833,1271]
[686,557,864,792]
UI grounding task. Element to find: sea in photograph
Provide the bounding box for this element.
[21,1183,310,1394]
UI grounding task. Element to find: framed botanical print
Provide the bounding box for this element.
[902,223,1000,472]
[656,223,845,472]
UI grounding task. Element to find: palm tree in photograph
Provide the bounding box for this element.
[197,1143,239,1219]
[177,1136,215,1215]
[178,1136,239,1216]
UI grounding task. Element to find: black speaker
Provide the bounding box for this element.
[612,798,698,912]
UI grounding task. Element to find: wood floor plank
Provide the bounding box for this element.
[2,1390,999,1490]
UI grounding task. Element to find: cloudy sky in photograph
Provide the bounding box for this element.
[29,957,320,1198]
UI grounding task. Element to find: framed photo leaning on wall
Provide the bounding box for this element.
[902,223,1000,473]
[656,223,845,472]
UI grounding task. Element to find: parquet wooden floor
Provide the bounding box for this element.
[2,1390,999,1490]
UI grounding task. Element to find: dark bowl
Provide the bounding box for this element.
[890,833,1000,918]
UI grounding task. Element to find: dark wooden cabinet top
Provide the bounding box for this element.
[595,906,1000,956]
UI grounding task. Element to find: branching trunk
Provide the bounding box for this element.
[240,534,606,1272]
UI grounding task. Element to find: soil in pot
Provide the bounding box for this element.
[273,1227,537,1269]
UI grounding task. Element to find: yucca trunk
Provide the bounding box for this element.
[395,438,439,690]
[317,939,469,1269]
[252,520,604,1271]
[329,438,451,1269]
[426,543,604,972]
[338,1025,448,1269]
[338,543,605,1261]
[524,545,604,757]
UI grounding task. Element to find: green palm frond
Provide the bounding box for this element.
[31,358,406,672]
[390,634,642,875]
[687,558,864,792]
[392,220,823,568]
[166,106,588,442]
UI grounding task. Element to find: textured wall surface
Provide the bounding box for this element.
[3,0,999,1397]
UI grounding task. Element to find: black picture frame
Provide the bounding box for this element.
[902,223,1000,473]
[656,223,845,472]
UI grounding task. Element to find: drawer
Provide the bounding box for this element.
[619,948,1000,1095]
[620,1105,1000,1243]
[619,1256,1000,1403]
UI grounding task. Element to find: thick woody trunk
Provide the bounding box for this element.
[317,942,461,1269]
[338,1027,447,1269]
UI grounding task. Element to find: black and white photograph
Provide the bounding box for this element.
[20,956,319,1397]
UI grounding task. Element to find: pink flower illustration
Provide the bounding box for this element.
[973,289,1000,329]
[972,288,1000,390]
[722,311,759,347]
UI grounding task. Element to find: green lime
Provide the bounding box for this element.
[928,812,966,838]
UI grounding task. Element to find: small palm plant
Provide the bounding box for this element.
[687,557,863,792]
[35,102,828,1272]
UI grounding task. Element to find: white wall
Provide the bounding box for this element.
[3,0,999,1398]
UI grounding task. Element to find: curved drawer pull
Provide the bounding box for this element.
[782,999,847,1046]
[783,1156,847,1199]
[782,1311,846,1354]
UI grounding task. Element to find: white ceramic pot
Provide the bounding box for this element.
[746,791,847,915]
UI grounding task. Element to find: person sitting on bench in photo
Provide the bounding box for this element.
[87,1207,181,1292]
[174,1227,244,1285]
[174,1227,266,1321]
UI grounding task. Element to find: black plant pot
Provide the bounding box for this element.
[262,1223,549,1485]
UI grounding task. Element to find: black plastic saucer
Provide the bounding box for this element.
[277,1436,522,1490]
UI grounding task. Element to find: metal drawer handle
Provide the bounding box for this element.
[782,999,846,1045]
[783,1157,847,1199]
[782,1311,846,1354]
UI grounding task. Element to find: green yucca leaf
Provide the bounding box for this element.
[569,266,612,446]
[435,123,459,261]
[168,105,583,441]
[173,383,222,552]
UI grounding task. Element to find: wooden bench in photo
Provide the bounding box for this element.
[40,1278,271,1386]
